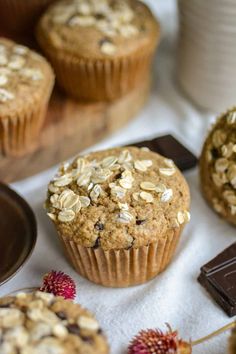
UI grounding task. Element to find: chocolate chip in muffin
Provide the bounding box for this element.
[67,324,80,336]
[136,219,146,225]
[81,336,94,344]
[56,311,67,320]
[95,222,104,231]
[93,237,101,249]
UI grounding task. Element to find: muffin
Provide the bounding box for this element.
[229,328,236,354]
[45,147,190,287]
[0,0,56,37]
[200,108,236,226]
[0,38,54,157]
[36,0,160,102]
[0,291,109,354]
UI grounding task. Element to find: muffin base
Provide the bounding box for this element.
[58,228,181,288]
[0,76,54,157]
[46,51,155,102]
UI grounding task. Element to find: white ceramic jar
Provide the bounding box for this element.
[177,0,236,112]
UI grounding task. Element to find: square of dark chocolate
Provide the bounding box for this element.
[131,134,198,171]
[198,243,236,317]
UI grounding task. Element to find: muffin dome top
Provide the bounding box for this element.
[200,108,236,225]
[37,0,159,58]
[0,291,108,354]
[0,38,54,115]
[46,147,190,250]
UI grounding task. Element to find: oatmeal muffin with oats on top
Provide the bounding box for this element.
[200,108,236,226]
[45,146,190,287]
[0,291,109,354]
[0,38,54,157]
[36,0,160,102]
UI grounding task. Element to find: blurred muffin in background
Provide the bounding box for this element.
[36,0,160,102]
[0,291,109,354]
[0,38,54,157]
[0,0,56,38]
[200,108,236,226]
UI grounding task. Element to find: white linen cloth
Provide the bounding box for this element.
[0,1,235,353]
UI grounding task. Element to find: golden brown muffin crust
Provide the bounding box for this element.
[200,108,236,225]
[37,0,160,59]
[46,147,190,250]
[0,292,109,354]
[0,38,54,117]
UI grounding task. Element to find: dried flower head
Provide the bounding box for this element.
[128,326,191,354]
[39,270,76,300]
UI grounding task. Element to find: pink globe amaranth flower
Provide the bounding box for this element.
[128,327,192,354]
[39,270,76,300]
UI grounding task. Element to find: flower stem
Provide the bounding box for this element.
[192,321,236,346]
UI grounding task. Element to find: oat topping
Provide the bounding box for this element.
[117,210,134,223]
[159,167,176,177]
[0,292,107,354]
[100,39,116,55]
[46,148,190,239]
[0,40,44,104]
[0,88,14,102]
[51,0,138,40]
[140,191,154,203]
[160,188,173,203]
[48,0,146,55]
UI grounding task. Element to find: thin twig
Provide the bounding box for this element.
[192,321,236,346]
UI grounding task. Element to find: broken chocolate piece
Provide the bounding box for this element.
[130,134,198,171]
[198,243,236,317]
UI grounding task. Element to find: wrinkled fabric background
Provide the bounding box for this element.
[1,1,235,353]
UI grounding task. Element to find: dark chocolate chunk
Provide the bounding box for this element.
[198,243,236,317]
[211,148,219,159]
[56,311,67,320]
[114,172,122,180]
[93,237,101,249]
[81,336,94,344]
[95,13,105,20]
[67,324,80,335]
[95,222,104,231]
[130,134,198,171]
[136,219,146,225]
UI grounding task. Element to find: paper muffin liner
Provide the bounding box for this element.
[57,227,182,288]
[37,36,158,102]
[0,0,55,35]
[0,77,54,157]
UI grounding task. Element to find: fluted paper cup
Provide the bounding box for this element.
[36,37,158,102]
[57,227,182,288]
